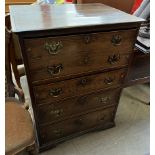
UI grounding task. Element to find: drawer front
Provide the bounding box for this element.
[25,29,137,58]
[34,69,126,104]
[24,29,136,82]
[36,88,121,125]
[29,52,130,82]
[39,106,115,144]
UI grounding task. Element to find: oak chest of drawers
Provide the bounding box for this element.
[10,3,144,152]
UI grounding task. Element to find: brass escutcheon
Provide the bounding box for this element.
[44,41,63,55]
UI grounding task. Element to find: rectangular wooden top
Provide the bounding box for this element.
[10,3,144,33]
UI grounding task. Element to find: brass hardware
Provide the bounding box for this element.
[100,97,110,103]
[104,77,115,85]
[84,35,91,44]
[49,88,62,97]
[79,78,89,86]
[47,64,63,76]
[44,41,63,55]
[111,34,122,46]
[50,109,63,117]
[108,54,120,64]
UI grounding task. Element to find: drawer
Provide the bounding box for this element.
[34,69,126,104]
[36,88,121,125]
[24,29,136,82]
[25,29,137,58]
[39,106,116,144]
[29,52,130,83]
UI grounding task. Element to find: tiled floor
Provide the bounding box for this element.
[21,76,150,155]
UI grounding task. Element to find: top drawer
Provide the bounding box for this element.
[24,29,137,58]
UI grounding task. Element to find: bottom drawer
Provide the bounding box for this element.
[39,106,116,144]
